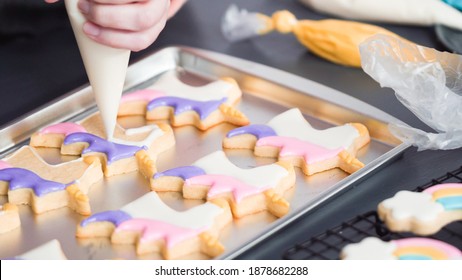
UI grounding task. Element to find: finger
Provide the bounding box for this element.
[44,0,60,3]
[83,9,168,51]
[79,0,168,32]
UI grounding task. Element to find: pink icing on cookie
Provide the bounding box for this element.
[185,174,270,203]
[0,160,12,170]
[115,218,204,248]
[39,123,87,136]
[423,183,462,194]
[256,136,343,164]
[392,238,462,258]
[120,89,165,103]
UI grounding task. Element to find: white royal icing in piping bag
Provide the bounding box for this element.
[65,0,130,140]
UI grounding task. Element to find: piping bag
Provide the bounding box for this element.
[360,34,462,151]
[221,5,411,68]
[65,0,130,140]
[298,0,462,31]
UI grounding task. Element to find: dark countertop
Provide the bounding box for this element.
[1,0,461,259]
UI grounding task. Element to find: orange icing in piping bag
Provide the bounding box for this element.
[256,10,409,67]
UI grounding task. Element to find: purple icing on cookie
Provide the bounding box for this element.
[63,132,143,164]
[147,97,227,120]
[226,124,277,139]
[0,168,68,197]
[80,210,132,227]
[153,166,206,180]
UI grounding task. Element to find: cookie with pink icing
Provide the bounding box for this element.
[30,113,175,177]
[378,183,462,235]
[118,71,249,130]
[8,239,68,260]
[77,192,232,259]
[151,151,295,218]
[223,108,370,176]
[341,237,462,260]
[0,146,103,215]
[0,203,20,234]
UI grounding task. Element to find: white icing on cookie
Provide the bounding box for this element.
[149,71,232,102]
[381,191,445,222]
[266,108,359,149]
[192,151,288,190]
[124,125,158,136]
[17,240,67,260]
[342,237,396,260]
[111,124,164,147]
[121,192,223,230]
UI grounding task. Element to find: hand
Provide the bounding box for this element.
[46,0,171,52]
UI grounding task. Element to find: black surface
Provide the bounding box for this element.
[1,0,461,259]
[436,24,462,54]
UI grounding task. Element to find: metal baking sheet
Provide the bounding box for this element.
[0,47,409,260]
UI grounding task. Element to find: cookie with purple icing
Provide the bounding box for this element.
[31,113,175,178]
[223,108,370,176]
[118,71,249,130]
[0,146,102,215]
[151,151,295,218]
[76,192,232,259]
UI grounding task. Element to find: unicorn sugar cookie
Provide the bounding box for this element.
[30,113,175,177]
[0,146,103,215]
[77,192,232,259]
[341,237,462,260]
[378,183,462,235]
[118,71,249,130]
[151,151,296,218]
[223,108,370,176]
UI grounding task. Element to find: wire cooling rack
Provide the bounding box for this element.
[282,166,462,260]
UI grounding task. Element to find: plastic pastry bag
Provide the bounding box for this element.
[221,5,409,67]
[360,34,462,150]
[298,0,462,31]
[221,4,271,42]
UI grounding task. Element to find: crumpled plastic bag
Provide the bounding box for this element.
[221,4,270,42]
[360,34,462,150]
